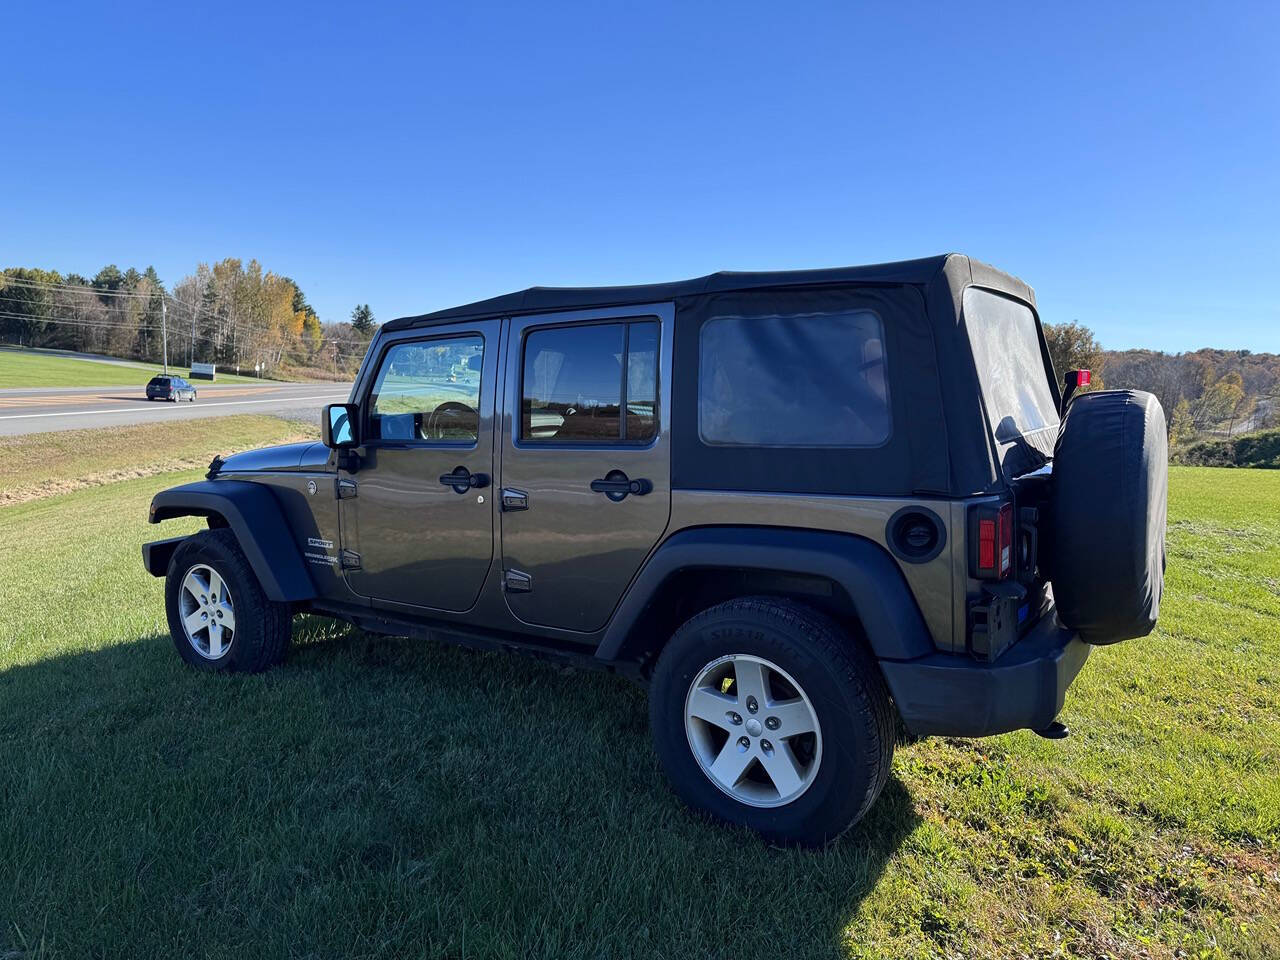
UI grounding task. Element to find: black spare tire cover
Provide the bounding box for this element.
[1049,390,1167,644]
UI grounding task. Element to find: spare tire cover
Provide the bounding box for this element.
[1049,390,1167,644]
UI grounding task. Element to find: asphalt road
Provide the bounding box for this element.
[0,382,353,436]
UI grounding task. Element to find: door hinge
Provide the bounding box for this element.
[503,569,532,593]
[340,549,362,571]
[337,478,358,500]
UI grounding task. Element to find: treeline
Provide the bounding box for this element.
[1043,322,1280,443]
[0,260,376,378]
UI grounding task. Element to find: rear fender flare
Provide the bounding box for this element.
[596,526,935,664]
[147,480,314,602]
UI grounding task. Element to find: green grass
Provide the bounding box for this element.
[1,441,1277,958]
[0,415,316,505]
[0,346,285,388]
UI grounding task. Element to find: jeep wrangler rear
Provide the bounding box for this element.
[143,254,1167,846]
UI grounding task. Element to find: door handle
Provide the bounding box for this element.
[439,466,490,494]
[590,470,652,502]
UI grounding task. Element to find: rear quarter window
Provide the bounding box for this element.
[697,310,890,447]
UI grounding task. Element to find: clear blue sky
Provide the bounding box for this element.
[2,1,1277,352]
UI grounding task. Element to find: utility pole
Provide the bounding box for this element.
[161,298,169,374]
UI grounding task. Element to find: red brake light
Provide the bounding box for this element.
[978,518,996,571]
[970,501,1015,580]
[1077,369,1091,385]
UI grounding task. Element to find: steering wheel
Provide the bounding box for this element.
[422,401,478,439]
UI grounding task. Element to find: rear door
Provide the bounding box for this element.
[339,320,499,611]
[498,303,673,633]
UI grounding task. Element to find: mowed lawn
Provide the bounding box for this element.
[0,347,280,388]
[0,423,1277,959]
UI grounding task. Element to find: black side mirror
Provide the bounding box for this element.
[322,403,359,449]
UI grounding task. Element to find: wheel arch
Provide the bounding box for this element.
[597,526,936,672]
[147,480,314,603]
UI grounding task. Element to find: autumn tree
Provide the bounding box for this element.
[1042,320,1105,389]
[1169,398,1196,445]
[1189,370,1244,434]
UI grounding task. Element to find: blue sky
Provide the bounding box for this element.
[2,1,1277,352]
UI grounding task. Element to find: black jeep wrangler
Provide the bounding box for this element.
[143,254,1167,845]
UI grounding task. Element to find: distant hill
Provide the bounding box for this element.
[1104,347,1280,438]
[1044,322,1279,443]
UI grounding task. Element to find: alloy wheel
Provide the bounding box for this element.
[178,563,236,659]
[684,654,823,807]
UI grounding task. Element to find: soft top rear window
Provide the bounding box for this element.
[963,288,1059,448]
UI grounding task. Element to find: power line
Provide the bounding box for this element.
[0,311,371,358]
[0,311,164,331]
[0,273,165,301]
[1,273,370,344]
[1,272,373,368]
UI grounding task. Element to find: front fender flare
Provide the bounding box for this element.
[596,526,936,663]
[147,480,315,603]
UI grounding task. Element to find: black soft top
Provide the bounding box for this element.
[384,254,1035,329]
[380,254,1048,497]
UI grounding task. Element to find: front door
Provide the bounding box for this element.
[498,304,673,633]
[340,320,499,611]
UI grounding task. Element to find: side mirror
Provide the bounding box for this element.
[322,403,359,448]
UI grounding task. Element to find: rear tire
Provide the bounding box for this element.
[649,597,895,846]
[165,529,292,673]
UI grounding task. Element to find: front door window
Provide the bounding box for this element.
[368,336,484,442]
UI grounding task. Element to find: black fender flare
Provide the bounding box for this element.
[596,526,936,663]
[147,480,315,603]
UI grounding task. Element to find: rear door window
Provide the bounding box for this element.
[962,288,1059,445]
[520,320,658,443]
[697,310,890,447]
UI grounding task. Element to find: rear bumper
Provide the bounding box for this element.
[880,613,1089,737]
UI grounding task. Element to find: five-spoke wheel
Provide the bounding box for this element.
[164,529,291,673]
[650,596,896,846]
[178,563,236,659]
[684,654,822,807]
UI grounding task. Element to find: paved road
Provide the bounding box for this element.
[0,382,353,436]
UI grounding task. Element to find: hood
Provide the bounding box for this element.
[212,442,329,475]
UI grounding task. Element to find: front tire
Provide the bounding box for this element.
[649,597,895,846]
[165,529,292,672]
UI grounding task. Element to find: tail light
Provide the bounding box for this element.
[970,501,1014,580]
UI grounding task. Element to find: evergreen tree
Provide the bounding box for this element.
[350,303,375,334]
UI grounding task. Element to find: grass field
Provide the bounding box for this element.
[0,347,283,388]
[1,424,1277,958]
[0,415,315,505]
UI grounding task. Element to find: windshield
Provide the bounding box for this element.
[963,288,1059,448]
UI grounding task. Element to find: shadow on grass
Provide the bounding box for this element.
[0,619,919,959]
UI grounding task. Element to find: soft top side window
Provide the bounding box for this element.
[698,309,890,447]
